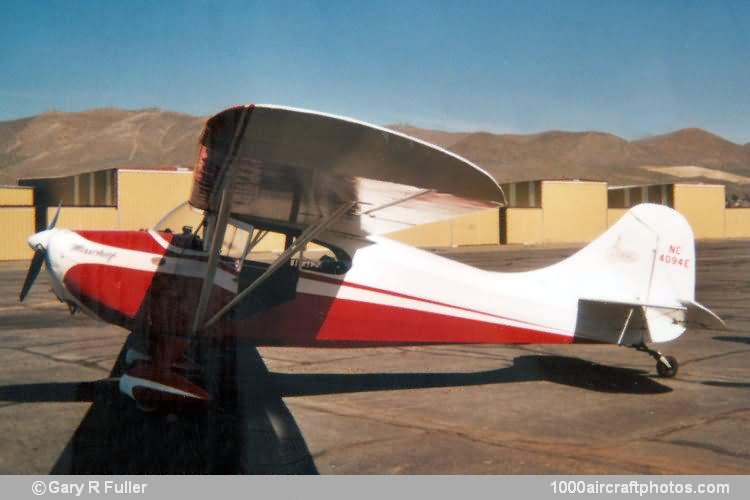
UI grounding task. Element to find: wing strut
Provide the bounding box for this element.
[190,106,251,335]
[201,201,356,331]
[190,178,236,335]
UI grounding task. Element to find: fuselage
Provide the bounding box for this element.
[39,228,579,346]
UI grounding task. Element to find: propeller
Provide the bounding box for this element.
[18,202,62,302]
[48,200,62,230]
[19,248,46,302]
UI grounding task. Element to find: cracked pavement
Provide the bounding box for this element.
[0,241,748,473]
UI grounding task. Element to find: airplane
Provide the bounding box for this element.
[19,104,726,410]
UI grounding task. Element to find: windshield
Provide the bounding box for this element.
[154,201,204,235]
[153,201,350,272]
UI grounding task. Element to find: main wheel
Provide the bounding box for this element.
[656,355,679,378]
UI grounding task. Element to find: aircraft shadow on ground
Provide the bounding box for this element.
[712,335,750,346]
[45,336,318,474]
[700,336,750,389]
[0,311,79,331]
[702,381,750,389]
[0,379,116,403]
[270,354,672,397]
[0,344,670,474]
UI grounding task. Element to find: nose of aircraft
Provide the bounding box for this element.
[27,229,54,251]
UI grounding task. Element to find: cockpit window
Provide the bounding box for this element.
[155,201,351,274]
[154,201,204,236]
[292,244,351,274]
[221,222,252,260]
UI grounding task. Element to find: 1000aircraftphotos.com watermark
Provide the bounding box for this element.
[32,480,147,496]
[550,479,731,496]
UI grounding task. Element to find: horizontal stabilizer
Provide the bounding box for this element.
[579,297,685,311]
[575,297,726,345]
[682,300,727,330]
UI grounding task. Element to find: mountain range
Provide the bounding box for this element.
[1,108,748,198]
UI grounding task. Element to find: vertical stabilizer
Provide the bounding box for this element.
[533,204,723,343]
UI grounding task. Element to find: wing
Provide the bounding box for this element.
[189,104,506,238]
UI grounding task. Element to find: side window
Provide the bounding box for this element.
[294,242,352,274]
[221,223,252,260]
[154,201,206,251]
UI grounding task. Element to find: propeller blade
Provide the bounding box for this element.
[48,201,63,230]
[19,248,46,302]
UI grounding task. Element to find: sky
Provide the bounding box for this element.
[1,0,749,143]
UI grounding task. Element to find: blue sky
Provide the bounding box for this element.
[1,0,749,142]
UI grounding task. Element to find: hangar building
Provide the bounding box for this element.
[1,168,749,261]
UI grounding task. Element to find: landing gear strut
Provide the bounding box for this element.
[634,344,679,378]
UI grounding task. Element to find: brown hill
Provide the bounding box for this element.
[452,131,640,180]
[0,108,205,181]
[390,124,750,196]
[634,128,750,175]
[387,126,640,182]
[1,108,748,199]
[388,124,469,150]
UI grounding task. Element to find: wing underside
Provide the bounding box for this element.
[189,105,505,238]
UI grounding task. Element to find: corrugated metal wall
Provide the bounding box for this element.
[504,209,543,245]
[46,207,118,230]
[673,184,726,239]
[450,209,500,246]
[608,184,673,209]
[117,170,194,230]
[0,186,34,206]
[607,209,628,228]
[502,183,609,245]
[0,187,35,260]
[389,219,453,248]
[21,170,116,207]
[388,208,499,248]
[725,209,750,239]
[0,207,35,260]
[541,181,608,243]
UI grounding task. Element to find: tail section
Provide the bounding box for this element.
[540,204,724,344]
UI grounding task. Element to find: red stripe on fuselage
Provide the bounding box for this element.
[232,292,573,346]
[299,271,553,331]
[64,264,156,319]
[314,294,572,344]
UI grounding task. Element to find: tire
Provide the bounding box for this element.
[656,355,679,378]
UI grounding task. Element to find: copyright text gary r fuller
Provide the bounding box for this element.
[33,480,148,496]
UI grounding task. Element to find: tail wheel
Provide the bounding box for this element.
[656,355,679,378]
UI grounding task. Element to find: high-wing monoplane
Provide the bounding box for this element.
[19,105,725,408]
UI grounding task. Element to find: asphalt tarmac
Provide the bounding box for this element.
[0,241,748,474]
